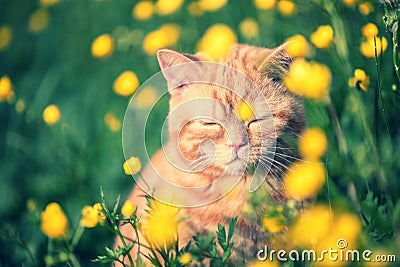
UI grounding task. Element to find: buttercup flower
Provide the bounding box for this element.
[283,59,331,100]
[41,202,68,238]
[40,0,60,7]
[80,203,105,228]
[348,69,370,91]
[360,36,388,58]
[28,9,49,33]
[132,86,158,109]
[285,34,310,58]
[289,205,332,247]
[247,259,279,267]
[132,1,154,20]
[178,252,192,265]
[155,0,183,15]
[311,25,334,49]
[198,0,227,11]
[254,0,276,10]
[104,112,121,132]
[113,71,139,96]
[284,161,326,199]
[141,200,179,247]
[43,104,61,125]
[299,128,328,160]
[0,25,12,50]
[262,216,285,233]
[121,200,136,217]
[237,101,255,122]
[143,24,180,55]
[0,75,13,101]
[91,34,114,58]
[362,22,379,38]
[15,99,26,113]
[188,2,203,16]
[239,18,259,39]
[277,0,296,16]
[359,2,374,15]
[342,0,357,7]
[123,156,142,175]
[197,24,237,60]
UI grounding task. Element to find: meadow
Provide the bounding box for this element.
[0,0,399,266]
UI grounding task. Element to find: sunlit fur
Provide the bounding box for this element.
[117,44,305,265]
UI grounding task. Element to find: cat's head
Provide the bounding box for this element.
[157,44,305,182]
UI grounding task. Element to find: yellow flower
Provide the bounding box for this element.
[285,34,310,58]
[277,0,296,16]
[121,201,136,217]
[0,25,12,50]
[289,205,332,247]
[299,128,328,160]
[237,100,255,122]
[132,86,158,109]
[197,24,237,60]
[155,0,183,15]
[15,99,26,113]
[123,156,142,175]
[362,22,379,38]
[104,112,121,132]
[247,259,279,267]
[40,0,60,7]
[360,36,388,58]
[262,216,284,233]
[0,75,13,101]
[348,69,370,91]
[188,2,203,16]
[143,24,180,55]
[80,203,105,228]
[141,200,179,247]
[132,1,154,20]
[342,0,357,6]
[358,2,374,15]
[179,252,192,265]
[311,25,334,49]
[41,202,68,238]
[198,0,227,11]
[91,34,114,58]
[113,71,139,96]
[239,18,259,39]
[43,104,61,125]
[284,161,326,200]
[254,0,276,10]
[28,9,49,33]
[283,59,331,100]
[26,198,37,212]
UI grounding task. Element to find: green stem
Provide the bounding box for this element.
[69,225,85,252]
[392,25,400,83]
[115,225,135,266]
[69,254,82,267]
[326,99,348,156]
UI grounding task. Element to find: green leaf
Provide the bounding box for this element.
[227,217,238,242]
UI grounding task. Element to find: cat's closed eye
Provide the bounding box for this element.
[197,118,220,126]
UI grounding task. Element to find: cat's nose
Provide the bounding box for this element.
[229,143,246,154]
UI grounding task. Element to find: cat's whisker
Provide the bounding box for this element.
[259,155,291,172]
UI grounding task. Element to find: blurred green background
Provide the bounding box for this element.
[1,0,400,266]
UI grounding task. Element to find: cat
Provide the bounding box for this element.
[116,43,305,265]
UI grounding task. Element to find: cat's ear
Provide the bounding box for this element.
[157,49,202,93]
[255,44,292,82]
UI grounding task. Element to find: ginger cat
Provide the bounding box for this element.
[117,44,305,265]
